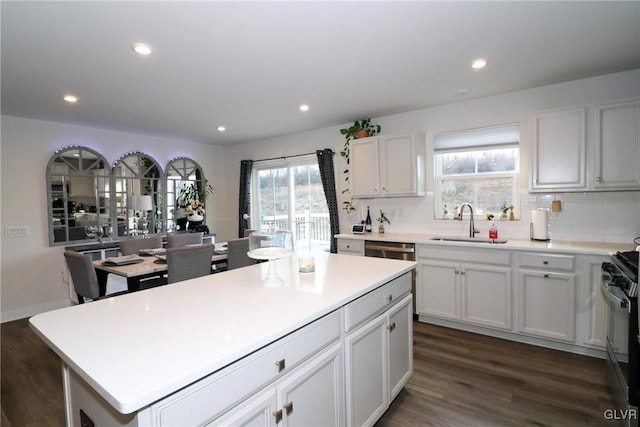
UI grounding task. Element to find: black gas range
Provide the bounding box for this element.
[602,250,639,426]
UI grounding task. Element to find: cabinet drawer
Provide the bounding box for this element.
[344,272,411,332]
[417,245,510,266]
[519,253,575,271]
[338,239,364,255]
[151,310,341,426]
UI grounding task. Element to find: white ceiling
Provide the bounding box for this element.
[2,1,639,146]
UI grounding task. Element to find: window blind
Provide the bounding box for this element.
[433,123,519,152]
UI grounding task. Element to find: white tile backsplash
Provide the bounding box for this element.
[342,190,640,245]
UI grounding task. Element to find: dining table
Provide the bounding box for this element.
[93,246,228,293]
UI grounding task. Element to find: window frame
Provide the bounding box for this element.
[434,144,520,220]
[250,155,330,250]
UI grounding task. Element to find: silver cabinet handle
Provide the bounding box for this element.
[387,322,396,332]
[283,402,293,415]
[273,409,283,423]
[384,294,393,302]
[543,260,549,265]
[275,359,285,372]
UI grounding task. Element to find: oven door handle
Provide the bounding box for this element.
[601,280,629,309]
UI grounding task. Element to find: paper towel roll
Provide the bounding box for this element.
[530,209,549,241]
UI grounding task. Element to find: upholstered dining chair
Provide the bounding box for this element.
[119,235,163,255]
[226,237,258,270]
[64,250,129,303]
[167,232,204,248]
[166,244,215,284]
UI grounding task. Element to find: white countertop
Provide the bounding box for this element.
[336,232,636,255]
[30,253,415,414]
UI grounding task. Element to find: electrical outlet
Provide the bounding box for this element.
[4,226,29,238]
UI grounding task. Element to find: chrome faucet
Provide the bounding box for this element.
[455,203,480,238]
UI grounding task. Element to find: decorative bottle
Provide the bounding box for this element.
[365,206,372,232]
[489,222,498,240]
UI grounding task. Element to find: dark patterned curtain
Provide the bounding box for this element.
[238,160,253,238]
[316,149,340,253]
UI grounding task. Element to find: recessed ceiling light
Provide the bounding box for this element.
[63,94,78,103]
[471,58,487,69]
[132,43,153,56]
[299,104,310,112]
[455,89,470,96]
[217,126,226,132]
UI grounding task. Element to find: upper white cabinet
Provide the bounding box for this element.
[530,99,640,192]
[531,107,587,191]
[593,100,640,190]
[350,131,426,198]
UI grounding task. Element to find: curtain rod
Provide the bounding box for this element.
[252,150,334,163]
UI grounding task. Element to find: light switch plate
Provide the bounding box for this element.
[4,226,29,238]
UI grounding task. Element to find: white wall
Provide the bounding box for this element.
[225,69,640,244]
[0,116,227,321]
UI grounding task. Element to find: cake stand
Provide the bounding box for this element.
[247,230,294,287]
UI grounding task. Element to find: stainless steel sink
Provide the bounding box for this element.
[429,236,508,244]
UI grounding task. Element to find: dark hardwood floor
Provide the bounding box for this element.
[2,318,617,426]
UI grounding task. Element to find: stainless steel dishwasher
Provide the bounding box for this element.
[364,241,416,317]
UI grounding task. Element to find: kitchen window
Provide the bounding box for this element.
[434,123,520,220]
[252,157,330,251]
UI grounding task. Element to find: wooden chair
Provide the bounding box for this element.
[64,251,128,303]
[119,235,163,255]
[167,232,204,248]
[226,238,257,270]
[166,244,215,284]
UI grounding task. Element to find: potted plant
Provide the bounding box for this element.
[376,210,390,233]
[339,119,382,142]
[339,119,381,214]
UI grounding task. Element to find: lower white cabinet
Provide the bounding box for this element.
[209,342,343,427]
[577,255,609,350]
[344,294,413,427]
[337,238,364,256]
[517,253,577,343]
[416,246,512,331]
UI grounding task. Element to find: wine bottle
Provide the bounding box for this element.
[365,206,372,232]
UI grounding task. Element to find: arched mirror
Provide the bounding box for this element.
[165,157,210,232]
[47,146,111,245]
[113,152,164,237]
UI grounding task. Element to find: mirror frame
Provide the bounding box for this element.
[47,147,206,246]
[112,152,164,238]
[165,157,207,232]
[47,146,111,246]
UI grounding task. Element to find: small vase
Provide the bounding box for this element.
[509,211,515,221]
[378,224,385,233]
[356,130,370,139]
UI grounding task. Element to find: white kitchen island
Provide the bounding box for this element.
[30,252,416,427]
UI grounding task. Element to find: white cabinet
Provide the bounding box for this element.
[337,238,364,256]
[516,253,576,343]
[577,255,608,350]
[344,294,412,427]
[350,131,426,198]
[531,107,587,191]
[416,246,512,331]
[209,343,343,427]
[593,100,640,190]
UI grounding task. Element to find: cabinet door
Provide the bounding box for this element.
[344,313,388,427]
[518,270,576,342]
[417,262,458,319]
[207,388,277,427]
[387,295,413,400]
[594,101,640,189]
[531,107,587,191]
[462,265,512,330]
[380,133,418,196]
[350,137,380,198]
[578,256,608,349]
[277,343,343,427]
